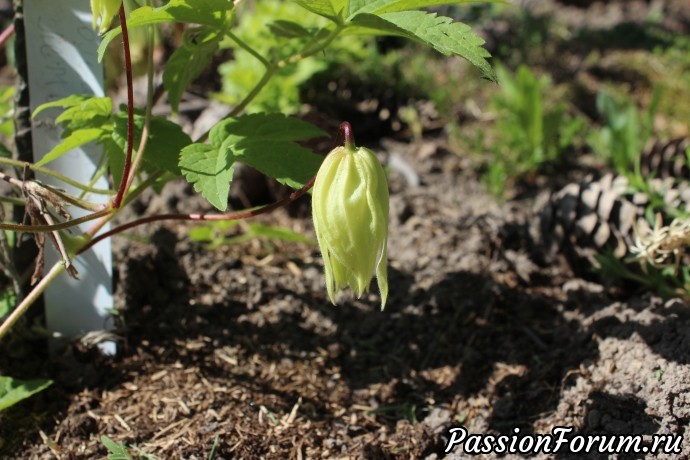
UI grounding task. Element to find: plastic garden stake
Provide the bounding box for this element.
[23,0,115,354]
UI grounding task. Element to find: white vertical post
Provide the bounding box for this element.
[22,1,115,354]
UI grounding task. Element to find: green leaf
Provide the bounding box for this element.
[0,376,52,412]
[33,94,95,118]
[212,113,326,188]
[103,138,125,189]
[98,0,231,61]
[112,114,191,176]
[350,11,495,81]
[347,0,501,16]
[246,223,316,244]
[291,0,347,22]
[190,221,315,249]
[34,95,112,132]
[267,20,313,38]
[0,143,12,158]
[35,128,103,167]
[55,97,113,126]
[0,288,16,319]
[179,143,235,211]
[180,114,325,211]
[100,435,134,460]
[164,28,221,113]
[188,220,239,247]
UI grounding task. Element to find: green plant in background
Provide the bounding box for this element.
[101,435,158,460]
[216,0,369,115]
[483,63,584,197]
[586,90,659,183]
[188,220,315,249]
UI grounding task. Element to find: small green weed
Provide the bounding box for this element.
[483,64,584,197]
[188,221,315,249]
[587,90,658,182]
[101,435,158,460]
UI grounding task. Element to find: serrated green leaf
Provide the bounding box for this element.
[0,376,52,412]
[180,114,325,211]
[347,0,501,16]
[34,95,113,142]
[211,114,326,188]
[291,0,347,22]
[350,11,495,81]
[112,115,191,175]
[33,94,106,118]
[164,28,221,113]
[55,97,112,125]
[179,143,235,211]
[98,0,231,61]
[35,128,103,167]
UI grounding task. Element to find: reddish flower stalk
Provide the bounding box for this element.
[77,176,316,255]
[112,4,134,208]
[0,24,14,49]
[339,121,355,150]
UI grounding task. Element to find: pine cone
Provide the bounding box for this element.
[532,137,690,271]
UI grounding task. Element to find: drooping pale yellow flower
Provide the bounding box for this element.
[312,133,389,309]
[90,0,122,33]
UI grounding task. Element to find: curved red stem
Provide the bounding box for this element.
[0,24,14,49]
[113,4,134,208]
[77,176,316,255]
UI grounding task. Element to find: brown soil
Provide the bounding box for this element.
[2,1,690,459]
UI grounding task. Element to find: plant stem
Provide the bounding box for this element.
[339,121,355,150]
[0,208,112,232]
[226,31,270,68]
[0,23,14,49]
[0,261,64,341]
[123,14,155,195]
[0,157,114,194]
[78,176,316,254]
[113,4,134,208]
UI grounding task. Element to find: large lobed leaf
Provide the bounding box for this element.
[350,10,495,81]
[180,114,325,212]
[112,114,191,176]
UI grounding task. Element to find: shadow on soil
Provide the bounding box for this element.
[555,392,661,460]
[587,300,690,364]
[84,227,603,438]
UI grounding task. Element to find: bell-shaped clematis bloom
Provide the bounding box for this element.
[312,129,389,309]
